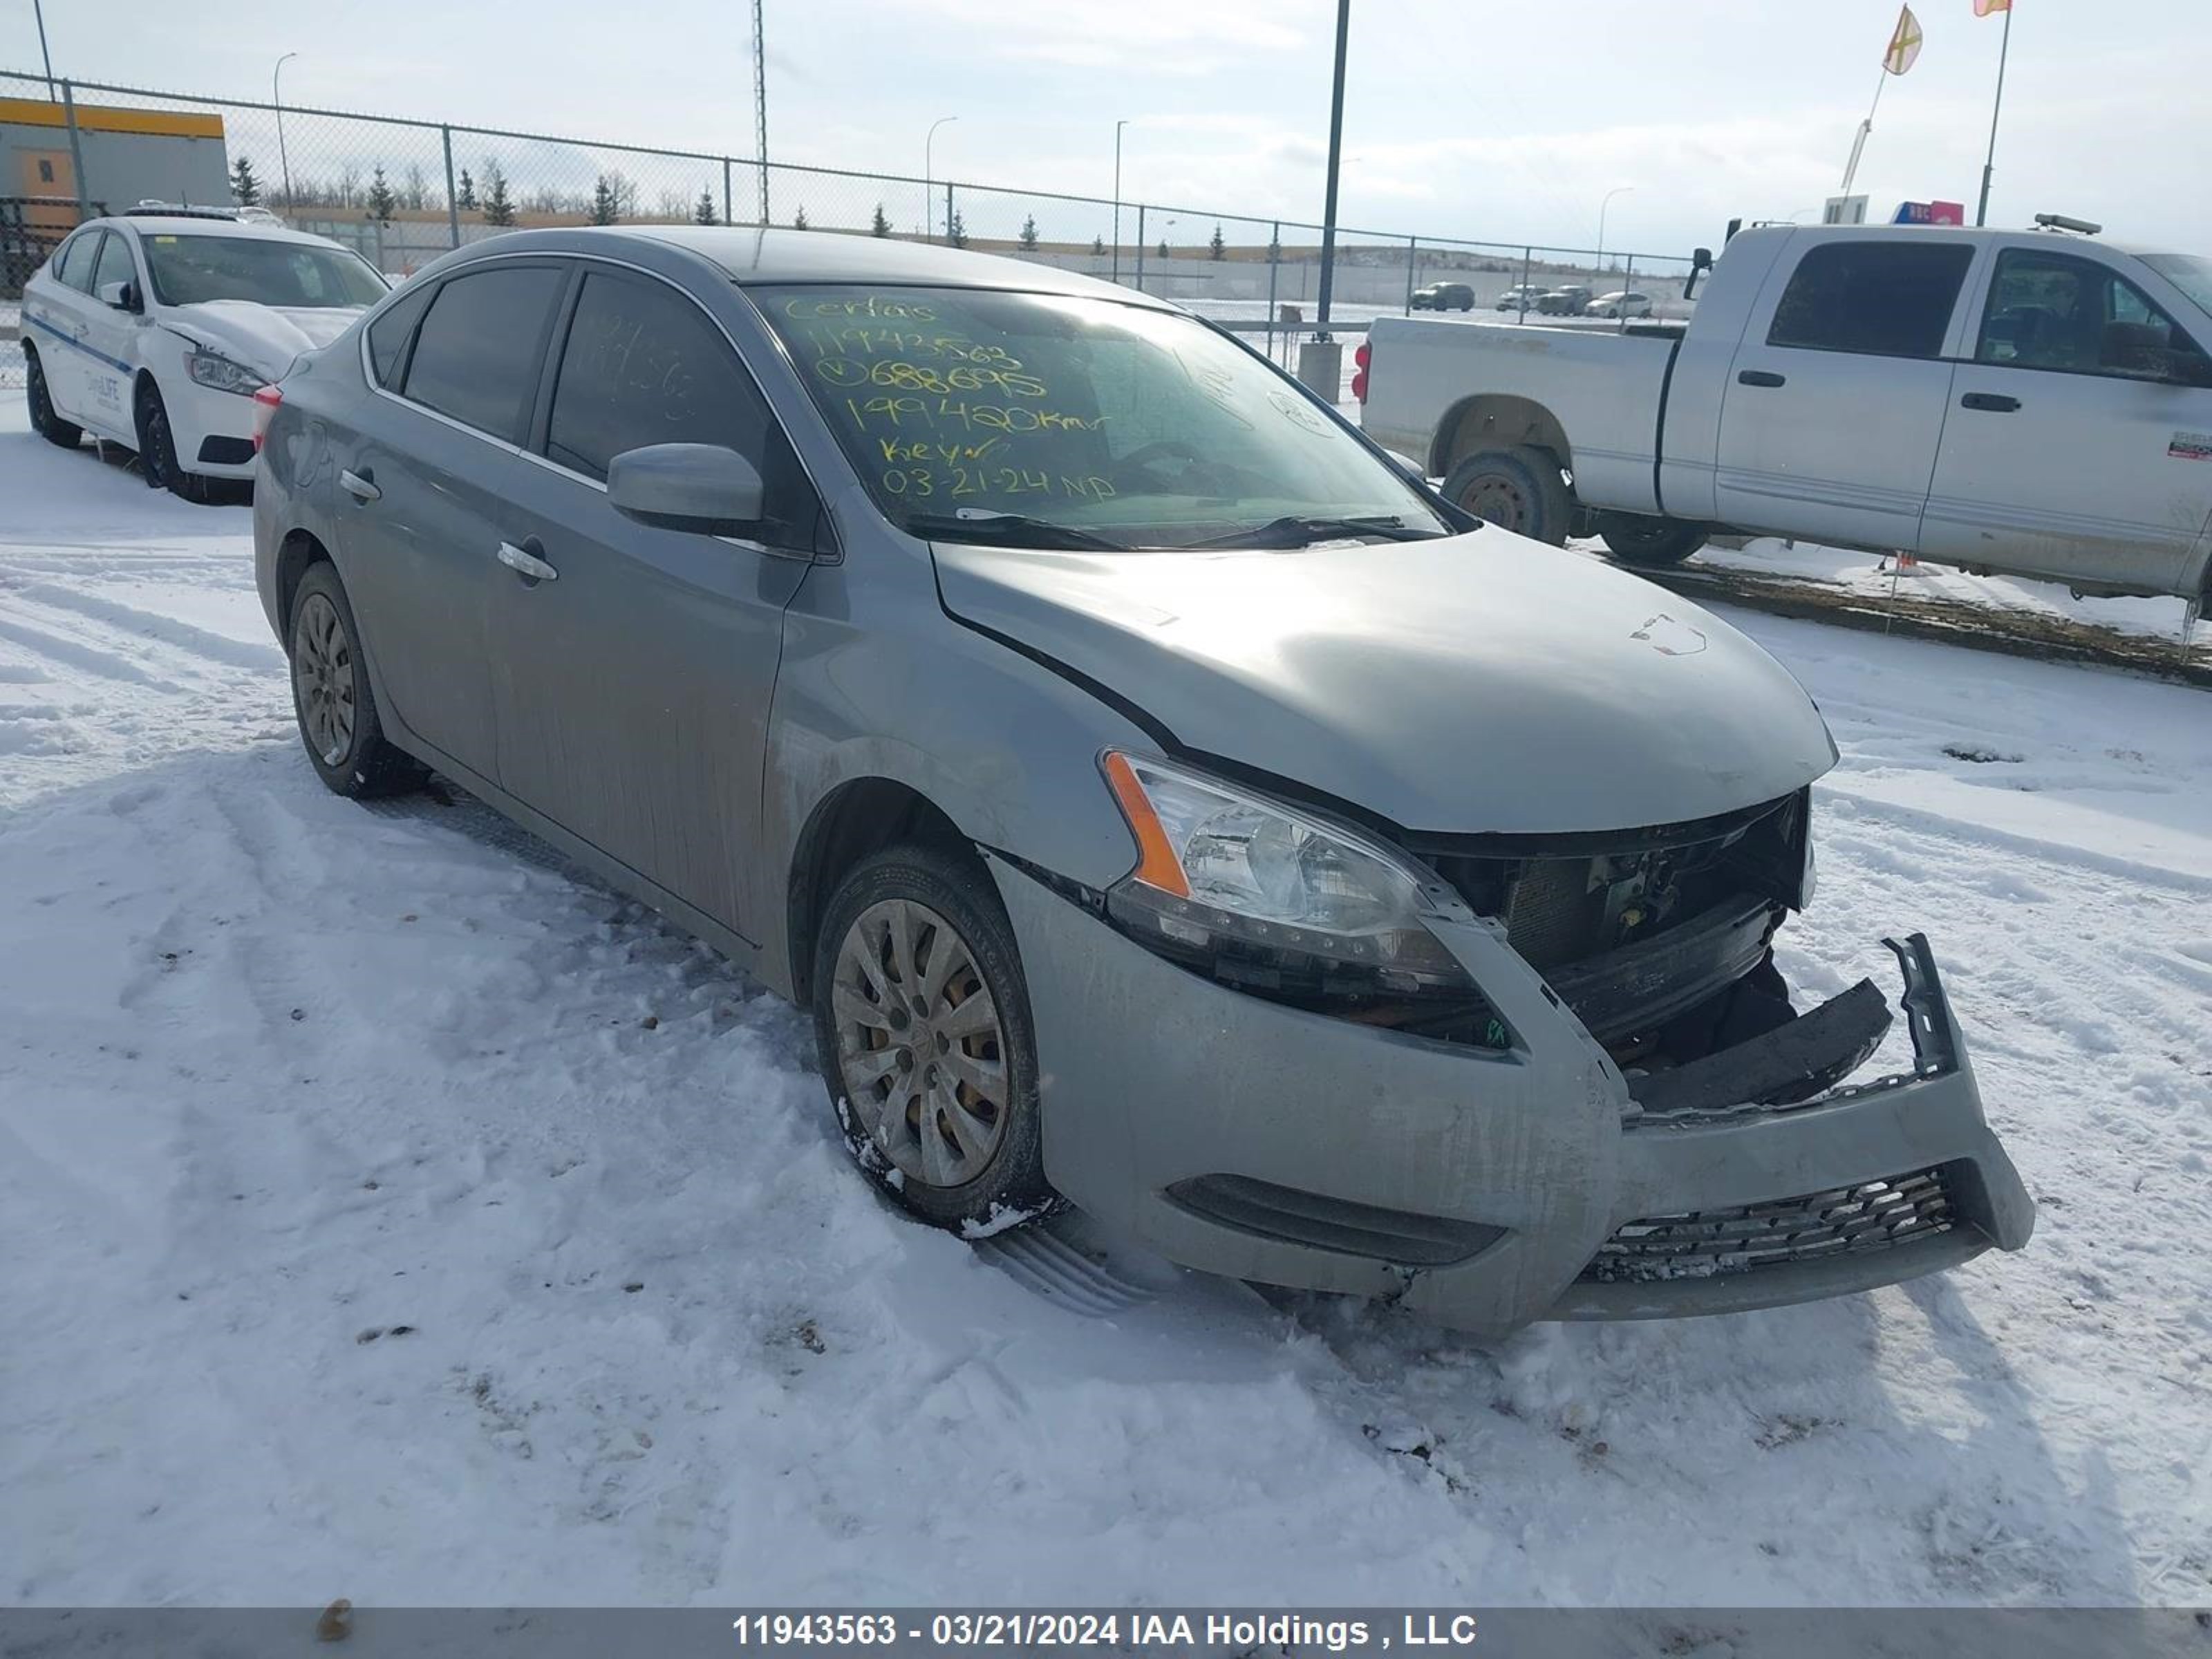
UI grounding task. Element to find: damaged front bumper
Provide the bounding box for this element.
[990,859,2034,1336]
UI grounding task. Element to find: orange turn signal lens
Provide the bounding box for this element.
[1102,752,1190,899]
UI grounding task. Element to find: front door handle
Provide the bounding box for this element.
[1960,392,2022,413]
[496,539,559,583]
[1737,369,1788,388]
[339,467,381,502]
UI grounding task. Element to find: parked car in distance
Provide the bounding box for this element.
[1586,290,1653,319]
[252,226,2032,1334]
[1536,285,1594,315]
[20,207,389,500]
[1361,222,2212,597]
[1410,281,1476,311]
[1496,284,1544,312]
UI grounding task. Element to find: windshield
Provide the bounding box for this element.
[2141,254,2212,321]
[759,284,1451,549]
[142,234,389,309]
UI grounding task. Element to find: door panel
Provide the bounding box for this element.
[77,231,140,439]
[1714,237,1975,551]
[1919,245,2212,596]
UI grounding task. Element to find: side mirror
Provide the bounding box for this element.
[1683,247,1714,303]
[607,442,765,536]
[97,279,139,312]
[1385,449,1427,482]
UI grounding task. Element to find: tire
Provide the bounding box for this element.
[133,379,211,503]
[1597,512,1709,568]
[1441,445,1574,544]
[812,843,1058,1234]
[24,348,84,451]
[286,561,427,798]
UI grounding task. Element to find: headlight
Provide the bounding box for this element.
[187,350,267,397]
[1100,751,1476,999]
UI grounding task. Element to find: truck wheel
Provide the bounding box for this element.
[1441,447,1573,545]
[1597,513,1709,568]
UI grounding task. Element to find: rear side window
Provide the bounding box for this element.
[544,270,811,540]
[400,265,567,444]
[91,232,136,297]
[1766,241,1975,359]
[51,231,100,292]
[366,281,435,388]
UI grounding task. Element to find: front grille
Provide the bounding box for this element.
[1580,1165,1956,1284]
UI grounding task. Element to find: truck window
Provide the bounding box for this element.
[1975,248,2211,383]
[1765,241,1974,361]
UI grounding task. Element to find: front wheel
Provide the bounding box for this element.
[1441,445,1574,544]
[812,845,1057,1233]
[1597,512,1709,568]
[24,349,84,450]
[134,380,212,503]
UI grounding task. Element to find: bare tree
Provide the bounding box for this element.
[402,163,429,213]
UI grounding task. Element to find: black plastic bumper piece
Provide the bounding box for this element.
[1627,977,1893,1118]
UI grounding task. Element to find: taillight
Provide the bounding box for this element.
[251,384,283,452]
[1351,339,1371,404]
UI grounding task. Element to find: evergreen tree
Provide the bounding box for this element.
[1156,238,1169,259]
[870,203,891,238]
[794,206,809,230]
[590,176,620,225]
[229,156,261,206]
[1091,234,1106,256]
[456,169,477,211]
[1018,214,1039,252]
[367,165,397,223]
[1267,229,1282,263]
[948,210,967,249]
[1208,223,1226,261]
[695,189,718,225]
[482,163,516,227]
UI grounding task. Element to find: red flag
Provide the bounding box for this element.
[1975,0,2011,16]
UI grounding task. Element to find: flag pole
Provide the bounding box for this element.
[1841,66,1888,195]
[1975,5,2014,227]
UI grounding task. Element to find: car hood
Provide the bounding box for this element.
[932,528,1838,835]
[162,301,364,379]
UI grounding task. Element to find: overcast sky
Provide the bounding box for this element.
[9,0,2208,256]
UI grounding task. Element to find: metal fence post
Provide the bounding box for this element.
[1621,254,1635,331]
[944,182,953,244]
[440,125,460,248]
[723,158,733,226]
[59,79,88,215]
[1517,245,1533,322]
[1266,220,1281,363]
[1404,236,1417,315]
[1135,205,1146,293]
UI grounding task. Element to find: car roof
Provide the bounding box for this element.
[452,224,1183,307]
[1734,222,2162,259]
[92,214,340,247]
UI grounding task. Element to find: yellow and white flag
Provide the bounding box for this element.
[1884,4,1926,73]
[1974,0,2011,16]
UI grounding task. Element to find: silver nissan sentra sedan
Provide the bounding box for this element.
[252,227,2033,1333]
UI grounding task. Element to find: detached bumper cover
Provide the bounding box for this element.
[991,860,2033,1335]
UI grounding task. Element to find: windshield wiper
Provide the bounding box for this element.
[1183,514,1443,550]
[905,512,1130,552]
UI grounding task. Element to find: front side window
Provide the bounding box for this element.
[51,231,100,293]
[2141,254,2212,322]
[760,284,1451,548]
[91,232,136,298]
[1976,248,2211,382]
[140,234,388,309]
[400,265,568,444]
[1766,240,1974,359]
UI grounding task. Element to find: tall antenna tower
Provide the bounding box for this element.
[749,0,769,223]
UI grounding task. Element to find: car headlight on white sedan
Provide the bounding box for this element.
[1100,752,1505,1038]
[186,349,268,397]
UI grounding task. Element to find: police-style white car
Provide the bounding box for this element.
[21,208,388,499]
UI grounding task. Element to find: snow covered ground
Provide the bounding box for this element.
[3,402,2211,1610]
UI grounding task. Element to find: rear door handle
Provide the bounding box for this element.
[496,540,559,583]
[1960,392,2022,413]
[339,467,380,502]
[1737,370,1787,388]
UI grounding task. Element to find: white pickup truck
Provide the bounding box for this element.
[1360,222,2212,601]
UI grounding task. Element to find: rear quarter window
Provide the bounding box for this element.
[366,281,435,388]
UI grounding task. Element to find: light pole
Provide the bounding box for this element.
[32,0,55,99]
[1595,185,1633,278]
[1112,118,1129,285]
[272,53,299,214]
[1313,0,1350,333]
[924,116,957,243]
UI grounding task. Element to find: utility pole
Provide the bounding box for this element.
[1976,3,2015,227]
[273,53,298,214]
[1313,0,1350,335]
[32,0,55,99]
[749,0,769,223]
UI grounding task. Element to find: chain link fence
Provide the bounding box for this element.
[1,68,1698,391]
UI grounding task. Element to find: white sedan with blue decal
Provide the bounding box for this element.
[20,209,388,500]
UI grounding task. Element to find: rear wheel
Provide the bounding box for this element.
[1597,512,1709,568]
[1441,445,1573,544]
[134,380,211,503]
[24,349,82,450]
[287,562,427,798]
[812,844,1057,1233]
